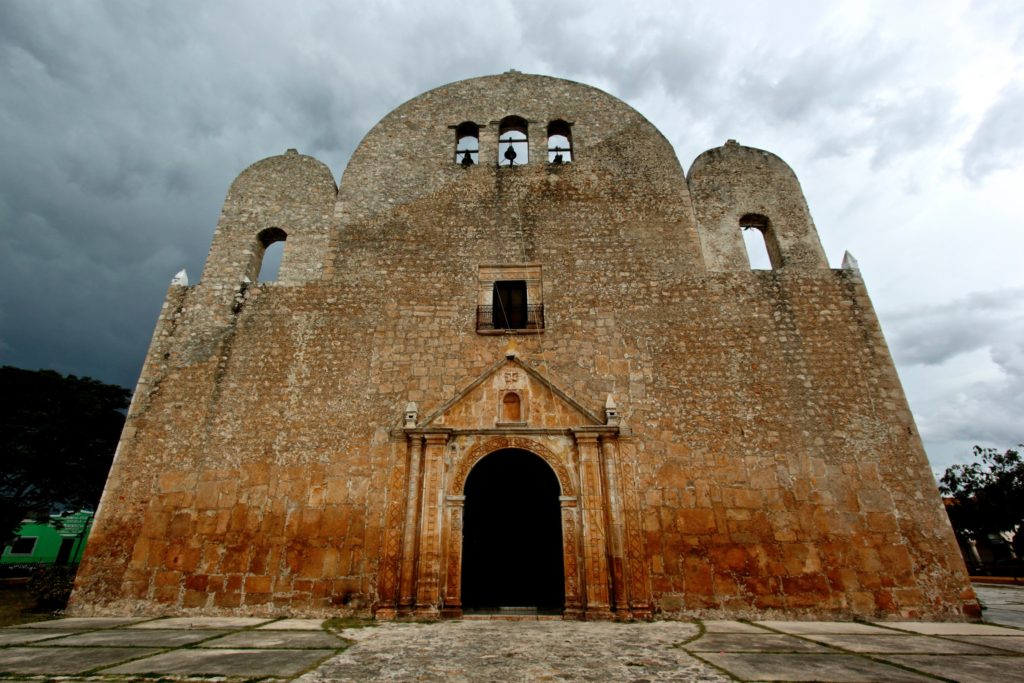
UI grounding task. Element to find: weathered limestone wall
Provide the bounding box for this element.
[72,72,975,620]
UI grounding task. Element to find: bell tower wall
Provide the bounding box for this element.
[202,149,337,287]
[688,140,828,271]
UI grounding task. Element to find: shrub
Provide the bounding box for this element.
[28,565,76,609]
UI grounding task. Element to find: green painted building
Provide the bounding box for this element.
[1,511,94,565]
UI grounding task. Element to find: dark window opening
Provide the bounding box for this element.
[54,537,76,565]
[462,449,564,611]
[476,266,544,333]
[256,227,287,281]
[9,537,37,555]
[498,116,528,166]
[493,280,528,329]
[739,213,781,269]
[455,121,479,166]
[547,120,573,163]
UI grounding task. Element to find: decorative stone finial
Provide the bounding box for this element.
[286,148,298,155]
[171,269,189,286]
[605,394,620,426]
[842,251,860,273]
[504,337,519,359]
[725,139,738,146]
[404,401,418,428]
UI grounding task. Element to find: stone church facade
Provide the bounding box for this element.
[71,73,977,620]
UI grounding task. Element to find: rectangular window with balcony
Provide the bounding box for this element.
[477,265,544,333]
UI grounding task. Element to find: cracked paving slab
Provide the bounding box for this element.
[100,647,337,677]
[297,620,731,683]
[794,632,1011,654]
[127,616,274,629]
[0,646,160,674]
[11,617,145,630]
[199,629,348,649]
[0,629,74,645]
[883,655,1024,683]
[41,628,231,647]
[696,652,938,682]
[685,633,833,653]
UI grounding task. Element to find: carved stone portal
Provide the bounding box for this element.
[376,357,651,620]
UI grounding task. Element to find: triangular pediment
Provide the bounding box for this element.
[417,355,604,430]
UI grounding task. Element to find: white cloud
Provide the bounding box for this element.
[963,81,1024,181]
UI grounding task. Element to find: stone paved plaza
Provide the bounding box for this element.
[0,584,1020,682]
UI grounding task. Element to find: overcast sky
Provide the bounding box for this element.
[1,0,1021,474]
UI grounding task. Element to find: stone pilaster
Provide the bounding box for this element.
[600,435,629,615]
[397,434,423,613]
[574,431,612,619]
[441,495,465,618]
[376,440,410,619]
[560,496,584,619]
[415,432,450,616]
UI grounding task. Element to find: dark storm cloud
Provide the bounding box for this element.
[0,1,388,387]
[0,0,538,388]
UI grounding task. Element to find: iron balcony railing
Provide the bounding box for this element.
[477,304,545,331]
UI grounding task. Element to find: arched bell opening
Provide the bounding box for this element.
[460,448,564,613]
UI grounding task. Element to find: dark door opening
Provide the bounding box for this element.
[54,537,75,565]
[461,449,564,612]
[492,280,527,329]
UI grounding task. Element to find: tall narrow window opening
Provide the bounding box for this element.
[739,214,781,270]
[454,121,479,166]
[493,280,528,329]
[498,116,529,166]
[256,227,287,282]
[547,120,573,163]
[502,392,522,422]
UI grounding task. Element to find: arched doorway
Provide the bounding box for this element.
[461,448,564,612]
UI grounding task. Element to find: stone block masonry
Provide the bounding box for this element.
[70,72,977,621]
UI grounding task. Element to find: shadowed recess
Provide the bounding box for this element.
[461,449,564,611]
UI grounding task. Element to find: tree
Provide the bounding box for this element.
[940,445,1024,559]
[0,367,130,546]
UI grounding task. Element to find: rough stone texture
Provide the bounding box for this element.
[71,72,974,621]
[298,621,729,683]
